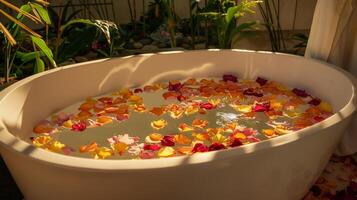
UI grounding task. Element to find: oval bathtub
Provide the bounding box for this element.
[0,50,356,200]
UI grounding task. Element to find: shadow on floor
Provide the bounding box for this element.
[0,156,23,200]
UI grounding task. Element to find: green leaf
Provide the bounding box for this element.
[225,6,238,24]
[30,3,51,25]
[34,57,45,73]
[60,19,95,32]
[31,36,57,67]
[16,5,32,20]
[16,51,45,63]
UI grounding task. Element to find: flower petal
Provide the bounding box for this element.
[151,119,168,130]
[158,146,175,157]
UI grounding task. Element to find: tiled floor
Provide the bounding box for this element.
[0,154,356,200]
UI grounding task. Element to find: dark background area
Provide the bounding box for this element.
[0,156,23,200]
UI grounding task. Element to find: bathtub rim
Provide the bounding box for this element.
[0,49,356,171]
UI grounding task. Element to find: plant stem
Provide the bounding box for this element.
[204,0,209,48]
[54,0,63,60]
[189,0,195,49]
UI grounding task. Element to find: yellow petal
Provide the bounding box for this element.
[211,133,226,143]
[318,101,333,113]
[149,133,163,141]
[185,105,199,115]
[48,141,66,152]
[32,136,52,147]
[158,147,175,157]
[95,147,113,159]
[129,95,143,104]
[231,104,252,113]
[151,119,167,130]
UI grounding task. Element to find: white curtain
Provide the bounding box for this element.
[305,0,357,155]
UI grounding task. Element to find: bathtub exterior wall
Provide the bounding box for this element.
[0,116,351,200]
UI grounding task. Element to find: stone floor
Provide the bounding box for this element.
[0,154,356,200]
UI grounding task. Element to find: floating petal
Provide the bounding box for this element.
[158,146,175,157]
[192,119,208,129]
[174,134,192,145]
[151,119,168,130]
[178,123,194,132]
[192,143,209,153]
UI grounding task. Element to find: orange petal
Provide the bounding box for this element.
[133,104,146,112]
[149,106,166,116]
[175,146,193,155]
[174,134,192,145]
[113,142,128,155]
[163,91,180,100]
[79,141,98,153]
[192,119,208,129]
[96,116,113,124]
[178,123,194,132]
[262,129,276,137]
[33,122,54,134]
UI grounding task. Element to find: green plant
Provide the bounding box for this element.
[189,0,201,49]
[200,0,260,49]
[291,33,308,54]
[54,19,121,63]
[258,0,286,52]
[0,0,55,84]
[162,0,178,48]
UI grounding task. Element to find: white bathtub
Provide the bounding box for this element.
[0,50,355,200]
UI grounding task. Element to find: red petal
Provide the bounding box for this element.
[253,102,270,112]
[192,143,209,153]
[256,77,268,86]
[144,144,161,151]
[230,138,243,147]
[168,81,182,92]
[292,88,309,97]
[223,74,238,82]
[71,122,87,132]
[161,135,175,146]
[308,98,321,106]
[134,88,143,93]
[200,102,215,110]
[208,143,226,151]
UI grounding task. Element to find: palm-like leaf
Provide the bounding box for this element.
[0,0,49,46]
